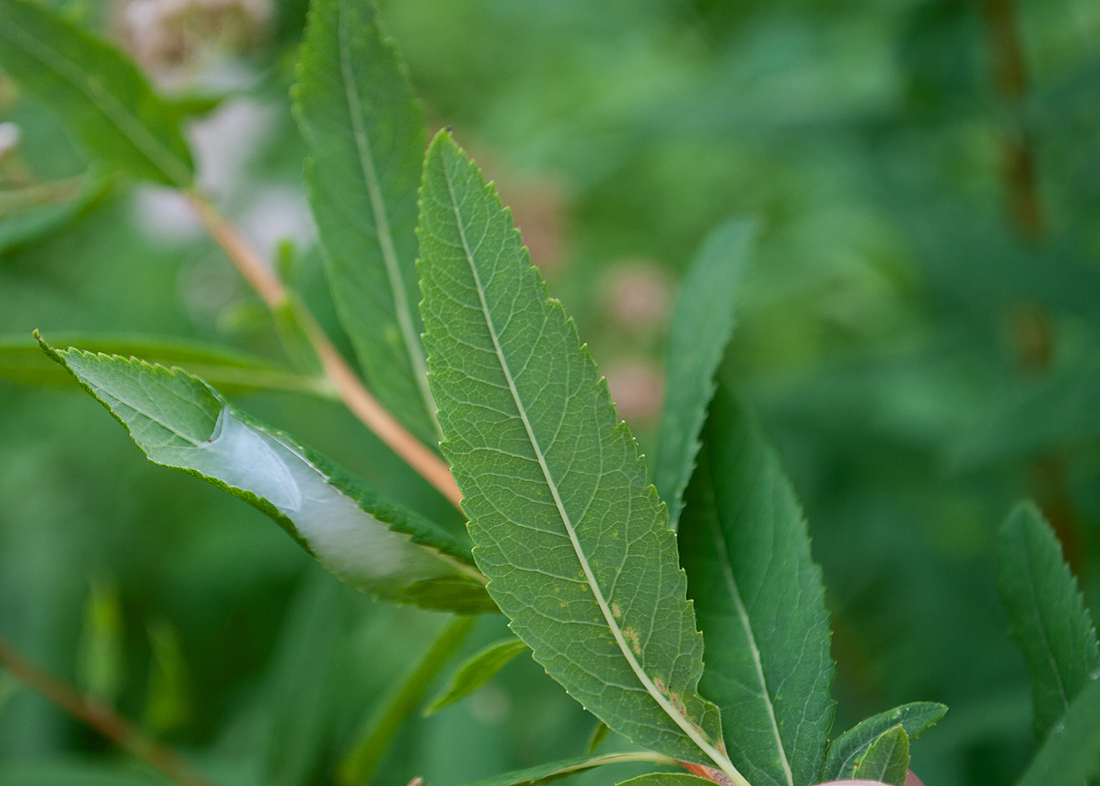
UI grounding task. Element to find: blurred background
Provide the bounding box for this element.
[2,0,1100,784]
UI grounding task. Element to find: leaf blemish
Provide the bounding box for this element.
[612,603,621,618]
[624,627,641,654]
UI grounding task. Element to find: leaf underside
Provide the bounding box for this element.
[678,386,835,786]
[0,0,193,186]
[418,130,726,767]
[821,701,946,781]
[294,0,439,447]
[42,340,491,613]
[998,501,1100,740]
[655,218,756,531]
[425,636,529,715]
[850,725,909,786]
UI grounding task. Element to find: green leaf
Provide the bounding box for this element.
[655,218,756,531]
[418,130,736,778]
[0,763,165,786]
[1018,677,1100,786]
[294,0,438,447]
[424,636,529,716]
[0,170,112,254]
[0,333,327,397]
[614,777,713,786]
[822,702,947,781]
[337,615,474,786]
[0,0,193,187]
[459,753,679,786]
[586,722,611,755]
[41,338,493,613]
[678,386,834,786]
[850,726,909,786]
[998,501,1100,740]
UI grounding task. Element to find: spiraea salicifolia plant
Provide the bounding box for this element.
[1,1,1098,785]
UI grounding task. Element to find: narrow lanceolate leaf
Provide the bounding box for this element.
[850,726,909,786]
[614,776,714,786]
[1018,677,1100,786]
[294,0,438,447]
[418,131,736,778]
[424,636,529,715]
[41,339,492,614]
[461,753,679,786]
[0,0,193,187]
[998,501,1100,740]
[822,702,946,781]
[678,386,835,786]
[655,218,756,531]
[0,333,326,396]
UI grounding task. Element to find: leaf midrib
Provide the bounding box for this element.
[0,11,190,186]
[704,452,794,786]
[334,0,440,441]
[439,159,736,779]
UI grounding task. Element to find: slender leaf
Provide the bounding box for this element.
[40,337,493,613]
[822,702,947,781]
[655,218,756,531]
[614,776,714,786]
[678,386,835,786]
[461,753,679,786]
[1018,677,1100,786]
[0,0,193,186]
[850,726,909,786]
[294,0,438,446]
[998,501,1100,740]
[0,170,112,254]
[418,131,734,775]
[0,333,327,396]
[424,636,529,715]
[587,722,612,755]
[337,615,474,786]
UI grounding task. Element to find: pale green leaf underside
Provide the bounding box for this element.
[0,333,326,396]
[656,218,756,531]
[678,386,835,786]
[425,636,529,715]
[418,131,729,770]
[461,753,679,786]
[998,501,1100,741]
[822,701,946,781]
[0,0,192,187]
[1019,677,1100,786]
[851,726,909,786]
[42,340,491,613]
[294,0,438,447]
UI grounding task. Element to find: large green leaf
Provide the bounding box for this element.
[417,130,737,778]
[998,501,1100,740]
[294,0,438,447]
[678,386,834,786]
[850,726,909,786]
[0,333,326,396]
[822,702,946,781]
[41,339,492,613]
[655,218,755,531]
[0,0,193,187]
[461,753,679,786]
[424,636,529,715]
[1018,678,1100,786]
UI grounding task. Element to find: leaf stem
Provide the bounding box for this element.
[0,635,219,786]
[185,191,462,509]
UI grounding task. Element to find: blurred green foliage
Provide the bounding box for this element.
[2,0,1100,785]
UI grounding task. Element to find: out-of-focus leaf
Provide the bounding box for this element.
[678,386,834,786]
[424,636,529,715]
[0,170,111,254]
[143,620,190,733]
[294,0,438,447]
[418,131,732,774]
[264,572,345,786]
[0,333,328,397]
[459,753,679,786]
[655,217,755,530]
[338,615,474,786]
[41,339,493,613]
[586,722,611,755]
[998,501,1100,740]
[0,763,166,786]
[0,0,193,187]
[850,726,909,786]
[614,776,713,786]
[822,702,947,781]
[1018,678,1100,786]
[76,576,124,705]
